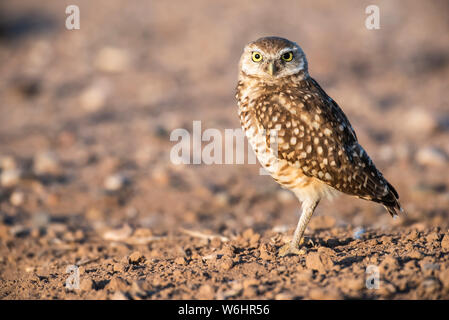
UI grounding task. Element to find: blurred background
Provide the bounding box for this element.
[0,0,448,241]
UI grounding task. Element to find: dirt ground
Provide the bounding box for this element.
[1,0,449,300]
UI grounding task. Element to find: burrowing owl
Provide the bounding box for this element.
[236,37,402,256]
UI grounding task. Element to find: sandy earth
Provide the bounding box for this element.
[0,0,449,300]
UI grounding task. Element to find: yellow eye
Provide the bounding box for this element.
[252,51,263,62]
[281,52,293,62]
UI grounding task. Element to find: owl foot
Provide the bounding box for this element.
[278,243,307,257]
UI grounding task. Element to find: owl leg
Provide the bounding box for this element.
[278,198,319,257]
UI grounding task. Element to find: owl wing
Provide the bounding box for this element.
[254,77,401,216]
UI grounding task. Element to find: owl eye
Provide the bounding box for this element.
[252,52,263,62]
[281,52,293,62]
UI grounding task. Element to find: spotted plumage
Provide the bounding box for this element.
[236,37,402,256]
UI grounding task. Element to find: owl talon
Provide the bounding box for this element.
[278,243,307,257]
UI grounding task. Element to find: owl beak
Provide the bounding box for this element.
[267,62,276,76]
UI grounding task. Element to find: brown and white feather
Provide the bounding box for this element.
[236,37,401,216]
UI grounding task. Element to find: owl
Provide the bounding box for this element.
[236,37,402,256]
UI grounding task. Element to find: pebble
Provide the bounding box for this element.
[275,292,294,300]
[31,212,50,229]
[197,284,214,299]
[305,252,334,273]
[415,147,448,166]
[103,224,133,241]
[345,277,365,291]
[174,257,186,265]
[33,152,61,175]
[113,263,126,273]
[107,277,129,291]
[80,85,108,112]
[0,156,17,170]
[1,169,21,187]
[426,232,441,243]
[308,287,342,300]
[421,278,441,294]
[128,251,145,265]
[104,173,127,191]
[408,250,423,260]
[404,108,438,135]
[10,191,25,206]
[258,243,275,261]
[406,230,419,241]
[379,256,399,274]
[79,278,94,291]
[295,269,313,283]
[110,291,129,300]
[218,256,234,271]
[95,47,130,73]
[377,281,396,297]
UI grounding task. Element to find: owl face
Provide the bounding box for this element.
[239,37,308,81]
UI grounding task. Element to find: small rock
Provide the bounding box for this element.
[1,169,21,187]
[242,228,255,240]
[404,108,438,135]
[0,155,17,170]
[214,192,229,206]
[110,291,129,300]
[415,147,448,166]
[104,173,128,191]
[197,284,214,299]
[218,256,234,271]
[259,243,275,261]
[275,292,294,300]
[33,152,61,175]
[272,225,289,233]
[128,251,145,265]
[10,191,25,206]
[0,225,11,241]
[210,237,222,248]
[86,208,104,221]
[174,257,186,265]
[353,227,365,240]
[220,244,236,258]
[107,277,129,291]
[377,281,396,297]
[426,232,441,243]
[305,252,334,273]
[103,224,132,241]
[406,230,419,241]
[80,278,94,291]
[408,249,423,260]
[31,212,50,229]
[95,47,130,73]
[113,263,126,273]
[346,277,365,291]
[379,255,399,273]
[308,287,342,300]
[296,269,313,283]
[80,85,108,112]
[421,278,441,294]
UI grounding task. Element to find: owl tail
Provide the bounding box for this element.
[380,182,403,217]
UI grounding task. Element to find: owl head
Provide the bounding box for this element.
[239,36,308,81]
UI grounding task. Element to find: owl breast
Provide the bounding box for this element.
[236,80,339,202]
